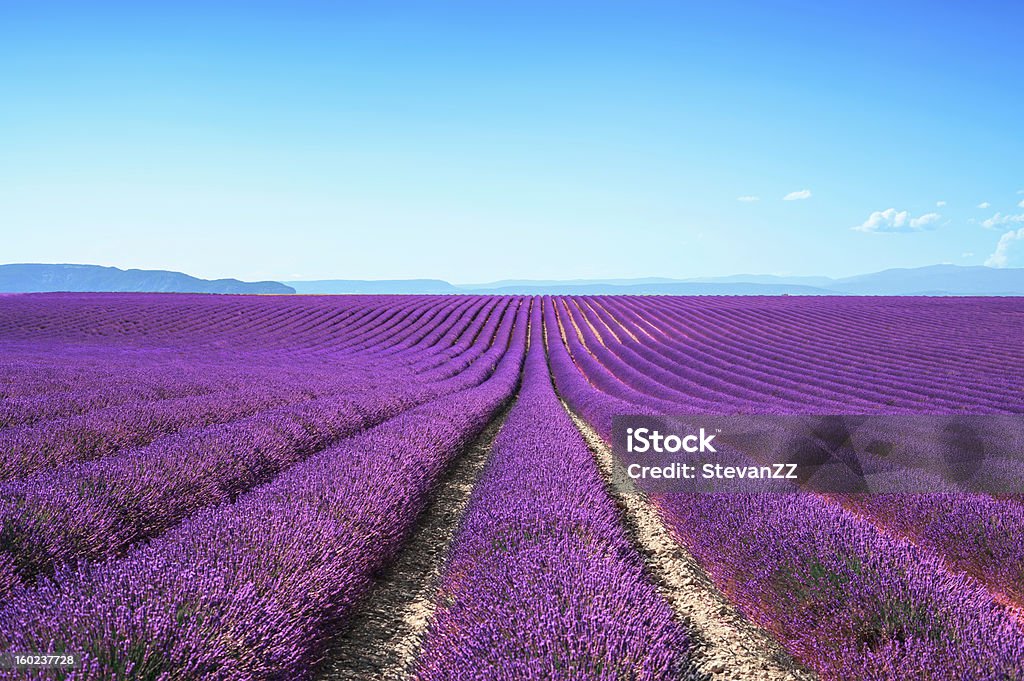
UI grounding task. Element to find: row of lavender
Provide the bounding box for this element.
[1,302,530,678]
[0,296,519,598]
[561,296,1024,607]
[0,295,504,430]
[0,294,495,433]
[0,294,712,680]
[546,295,1024,679]
[3,292,1023,679]
[414,304,693,680]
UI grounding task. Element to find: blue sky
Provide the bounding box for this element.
[2,1,1023,282]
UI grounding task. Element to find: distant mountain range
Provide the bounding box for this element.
[2,263,1024,296]
[0,264,294,294]
[289,279,458,295]
[289,265,1024,296]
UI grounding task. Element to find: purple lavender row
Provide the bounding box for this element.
[0,373,383,481]
[375,297,496,360]
[0,342,405,430]
[416,299,519,381]
[414,304,692,680]
[0,301,528,680]
[543,298,1024,680]
[548,300,685,414]
[312,297,478,356]
[835,488,1024,608]
[559,298,824,411]
[401,297,506,369]
[655,492,1023,680]
[0,299,406,422]
[0,375,215,429]
[0,299,501,478]
[0,351,230,426]
[697,415,1024,609]
[646,295,1021,386]
[590,297,1018,413]
[586,299,1024,605]
[0,300,523,596]
[0,341,415,429]
[0,293,466,354]
[618,296,1023,411]
[580,298,882,411]
[599,296,980,410]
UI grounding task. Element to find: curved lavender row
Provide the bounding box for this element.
[610,296,1005,410]
[0,299,504,479]
[618,296,1023,411]
[414,305,692,680]
[319,297,472,356]
[416,300,518,382]
[550,299,688,413]
[269,297,487,361]
[562,298,829,412]
[576,297,807,406]
[0,362,223,428]
[557,299,719,408]
[316,297,492,359]
[405,297,508,370]
[0,372,387,481]
[291,297,490,361]
[655,493,1023,680]
[596,297,1016,413]
[544,300,1024,680]
[835,489,1024,607]
[384,297,506,373]
[582,298,883,412]
[375,297,494,359]
[542,298,658,440]
[0,294,464,354]
[582,299,1024,609]
[650,295,1021,381]
[0,299,426,425]
[0,301,524,595]
[0,302,527,680]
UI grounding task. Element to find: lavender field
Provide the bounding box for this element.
[1,293,1023,680]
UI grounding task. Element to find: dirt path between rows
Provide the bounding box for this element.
[314,402,512,681]
[563,402,817,681]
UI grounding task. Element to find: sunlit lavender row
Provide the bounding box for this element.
[1,292,1022,680]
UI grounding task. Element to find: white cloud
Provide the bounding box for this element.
[853,208,942,233]
[981,212,1024,230]
[911,213,942,228]
[985,227,1024,268]
[737,195,760,203]
[1017,189,1024,195]
[961,252,974,258]
[936,200,947,207]
[783,189,812,201]
[1018,199,1024,208]
[978,201,991,209]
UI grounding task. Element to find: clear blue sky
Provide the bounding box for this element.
[2,1,1023,282]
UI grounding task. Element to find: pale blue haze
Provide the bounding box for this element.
[2,1,1022,281]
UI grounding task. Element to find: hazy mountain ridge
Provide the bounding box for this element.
[289,279,458,294]
[3,263,1023,296]
[289,265,1024,295]
[0,264,295,294]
